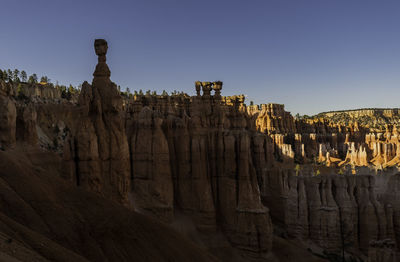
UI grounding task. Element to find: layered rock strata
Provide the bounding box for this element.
[1,40,400,260]
[65,39,131,205]
[262,170,400,257]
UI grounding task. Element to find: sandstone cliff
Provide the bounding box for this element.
[1,40,400,261]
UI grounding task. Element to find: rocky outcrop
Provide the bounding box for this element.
[261,170,400,256]
[129,107,174,221]
[125,82,273,255]
[0,93,16,149]
[368,239,399,262]
[16,104,38,145]
[66,39,131,205]
[3,39,400,261]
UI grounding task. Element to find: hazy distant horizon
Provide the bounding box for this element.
[1,0,400,115]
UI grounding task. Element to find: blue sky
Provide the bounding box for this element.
[1,0,400,115]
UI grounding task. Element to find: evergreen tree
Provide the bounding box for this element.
[20,71,27,82]
[0,70,3,80]
[3,70,9,81]
[40,76,50,83]
[7,69,12,81]
[13,69,20,82]
[28,74,38,84]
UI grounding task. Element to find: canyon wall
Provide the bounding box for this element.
[1,40,400,261]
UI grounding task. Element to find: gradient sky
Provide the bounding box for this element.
[1,0,400,115]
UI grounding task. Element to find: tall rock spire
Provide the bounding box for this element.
[93,39,110,78]
[67,39,131,205]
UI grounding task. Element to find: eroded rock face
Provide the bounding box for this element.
[16,104,38,145]
[0,94,16,149]
[262,170,400,256]
[125,84,273,255]
[67,39,131,205]
[129,107,174,221]
[4,40,400,260]
[368,239,399,262]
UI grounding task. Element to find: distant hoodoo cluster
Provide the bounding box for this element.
[194,81,223,98]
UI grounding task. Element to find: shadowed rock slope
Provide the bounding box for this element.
[0,147,219,262]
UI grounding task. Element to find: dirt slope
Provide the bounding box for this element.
[0,147,219,262]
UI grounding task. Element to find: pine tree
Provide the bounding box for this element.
[2,70,7,81]
[7,69,12,81]
[13,69,20,82]
[40,76,49,83]
[20,71,27,82]
[28,74,38,84]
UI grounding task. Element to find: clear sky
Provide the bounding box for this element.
[1,0,400,115]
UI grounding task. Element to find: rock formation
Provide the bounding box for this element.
[1,40,400,261]
[0,91,16,149]
[125,81,273,255]
[65,39,131,205]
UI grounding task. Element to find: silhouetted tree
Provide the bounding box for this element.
[13,69,20,82]
[60,85,67,98]
[40,76,50,83]
[1,70,6,81]
[28,74,38,84]
[7,69,12,81]
[20,70,27,82]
